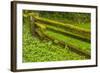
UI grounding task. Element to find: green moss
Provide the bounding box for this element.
[45,30,90,53]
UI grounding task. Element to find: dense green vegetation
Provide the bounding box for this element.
[23,10,91,62]
[37,11,91,29]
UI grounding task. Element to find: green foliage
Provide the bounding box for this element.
[23,10,91,62]
[38,11,91,27]
[23,10,91,24]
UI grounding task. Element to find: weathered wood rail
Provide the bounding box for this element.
[34,16,91,41]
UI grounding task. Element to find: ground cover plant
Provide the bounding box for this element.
[23,10,91,62]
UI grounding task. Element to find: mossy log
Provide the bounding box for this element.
[34,16,90,39]
[35,22,90,42]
